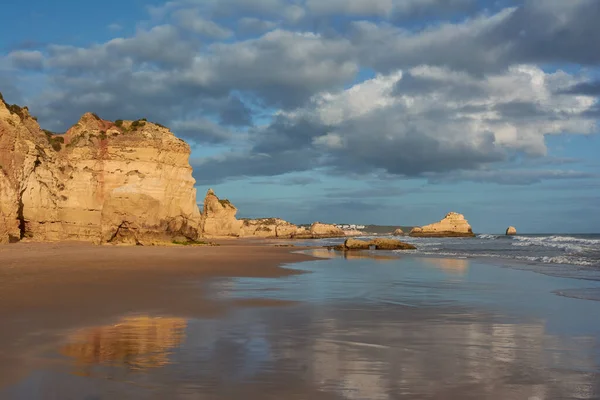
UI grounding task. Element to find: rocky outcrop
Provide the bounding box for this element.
[370,238,417,250]
[506,226,517,235]
[0,96,202,244]
[239,218,302,239]
[200,189,243,237]
[333,238,416,251]
[341,238,371,250]
[198,190,352,239]
[343,229,363,236]
[309,222,345,238]
[393,228,404,236]
[410,212,475,237]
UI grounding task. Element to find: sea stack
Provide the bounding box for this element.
[506,226,517,235]
[200,189,243,237]
[409,212,475,237]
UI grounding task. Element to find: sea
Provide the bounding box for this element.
[310,233,600,281]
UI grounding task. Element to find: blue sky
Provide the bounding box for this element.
[1,0,599,233]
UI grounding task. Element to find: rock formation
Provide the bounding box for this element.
[410,212,475,237]
[309,222,345,238]
[506,226,517,235]
[0,96,201,244]
[333,238,416,251]
[198,190,348,239]
[200,189,243,237]
[393,228,404,236]
[239,218,302,239]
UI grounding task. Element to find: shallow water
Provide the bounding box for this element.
[308,234,600,279]
[3,254,600,399]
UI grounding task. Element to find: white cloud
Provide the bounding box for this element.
[8,50,44,70]
[174,9,233,38]
[311,65,595,155]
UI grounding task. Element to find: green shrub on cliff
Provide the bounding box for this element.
[43,130,65,151]
[218,199,233,207]
[130,119,146,130]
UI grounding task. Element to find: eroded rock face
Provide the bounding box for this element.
[410,212,475,237]
[309,222,345,238]
[333,238,416,251]
[0,97,202,244]
[200,189,243,237]
[506,226,517,235]
[238,218,303,239]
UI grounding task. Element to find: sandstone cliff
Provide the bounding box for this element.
[0,96,201,244]
[200,189,243,237]
[410,212,475,237]
[308,222,345,238]
[239,218,303,239]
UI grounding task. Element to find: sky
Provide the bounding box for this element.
[1,0,599,233]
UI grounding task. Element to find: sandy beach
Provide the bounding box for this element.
[1,241,600,399]
[0,241,313,388]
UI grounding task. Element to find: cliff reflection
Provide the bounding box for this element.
[307,248,399,262]
[421,257,470,274]
[60,315,187,372]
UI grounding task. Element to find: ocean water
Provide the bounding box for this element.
[309,234,600,281]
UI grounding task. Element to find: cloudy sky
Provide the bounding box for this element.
[1,0,599,233]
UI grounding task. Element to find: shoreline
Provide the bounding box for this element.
[0,240,317,388]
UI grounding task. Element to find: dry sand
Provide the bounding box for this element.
[0,240,314,388]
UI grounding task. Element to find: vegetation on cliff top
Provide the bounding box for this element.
[218,199,233,207]
[0,92,31,121]
[43,130,65,151]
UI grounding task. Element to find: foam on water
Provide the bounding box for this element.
[309,233,600,275]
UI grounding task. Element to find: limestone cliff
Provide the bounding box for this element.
[200,189,243,237]
[410,212,475,237]
[239,218,302,239]
[0,96,201,244]
[309,222,345,238]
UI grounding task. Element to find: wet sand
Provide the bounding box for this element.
[1,244,600,399]
[0,241,313,388]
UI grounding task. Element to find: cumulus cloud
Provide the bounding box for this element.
[237,17,279,34]
[561,80,600,96]
[351,0,600,74]
[197,65,596,181]
[306,0,475,18]
[8,50,44,70]
[427,169,599,185]
[170,118,236,143]
[174,9,233,38]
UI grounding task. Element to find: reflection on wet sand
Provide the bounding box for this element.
[46,305,600,399]
[307,248,399,262]
[60,316,187,373]
[421,257,470,274]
